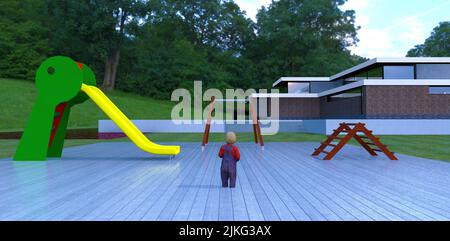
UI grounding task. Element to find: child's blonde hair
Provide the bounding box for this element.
[226,132,237,144]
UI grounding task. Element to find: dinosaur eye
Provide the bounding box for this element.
[47,67,55,75]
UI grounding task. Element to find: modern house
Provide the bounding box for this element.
[253,57,450,134]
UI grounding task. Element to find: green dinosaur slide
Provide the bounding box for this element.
[14,56,180,161]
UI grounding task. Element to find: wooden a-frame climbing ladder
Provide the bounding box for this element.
[312,122,398,161]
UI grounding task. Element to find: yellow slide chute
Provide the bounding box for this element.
[81,84,180,156]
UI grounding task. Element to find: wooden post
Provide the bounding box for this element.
[202,96,215,147]
[252,124,258,144]
[249,97,264,147]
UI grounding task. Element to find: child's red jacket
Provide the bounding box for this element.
[218,144,241,161]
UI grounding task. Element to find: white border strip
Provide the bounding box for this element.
[273,77,331,87]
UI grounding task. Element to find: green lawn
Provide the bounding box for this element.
[139,133,450,162]
[2,133,450,163]
[362,135,450,163]
[0,78,175,131]
[1,78,450,163]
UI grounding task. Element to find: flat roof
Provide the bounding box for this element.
[256,79,450,99]
[273,57,450,87]
[330,57,450,80]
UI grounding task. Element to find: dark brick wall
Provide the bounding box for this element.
[365,86,450,118]
[319,96,364,118]
[268,98,320,119]
[269,96,363,119]
[266,86,450,119]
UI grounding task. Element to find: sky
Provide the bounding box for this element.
[234,0,450,58]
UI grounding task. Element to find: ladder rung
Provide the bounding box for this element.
[373,149,383,152]
[320,142,332,146]
[328,143,338,147]
[315,148,330,155]
[343,130,365,133]
[356,136,369,139]
[365,142,376,146]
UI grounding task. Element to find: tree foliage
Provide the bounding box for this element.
[407,22,450,57]
[0,0,393,100]
[248,0,364,87]
[0,0,51,80]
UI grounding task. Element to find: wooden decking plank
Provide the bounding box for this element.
[233,145,264,221]
[335,145,450,191]
[274,146,396,221]
[159,145,214,221]
[331,158,450,220]
[239,147,280,221]
[187,145,221,221]
[290,144,440,220]
[13,161,135,220]
[246,147,311,221]
[231,176,250,221]
[79,147,185,221]
[339,150,450,198]
[0,156,98,194]
[120,146,199,221]
[219,188,234,221]
[52,144,168,220]
[262,146,357,221]
[263,147,370,221]
[290,143,438,220]
[202,143,223,221]
[326,145,450,214]
[139,144,204,221]
[172,145,216,221]
[1,145,129,219]
[292,145,404,221]
[338,156,450,212]
[241,146,297,221]
[21,144,140,220]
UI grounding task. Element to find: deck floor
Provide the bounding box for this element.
[1,142,450,221]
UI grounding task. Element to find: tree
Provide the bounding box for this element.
[45,0,148,91]
[1,0,366,101]
[407,22,450,57]
[155,0,256,52]
[0,0,51,80]
[246,0,362,88]
[115,0,259,99]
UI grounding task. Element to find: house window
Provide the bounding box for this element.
[384,65,415,79]
[345,76,355,82]
[354,71,367,81]
[288,82,310,93]
[368,67,383,79]
[429,86,450,95]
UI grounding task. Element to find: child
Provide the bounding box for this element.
[218,132,241,188]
